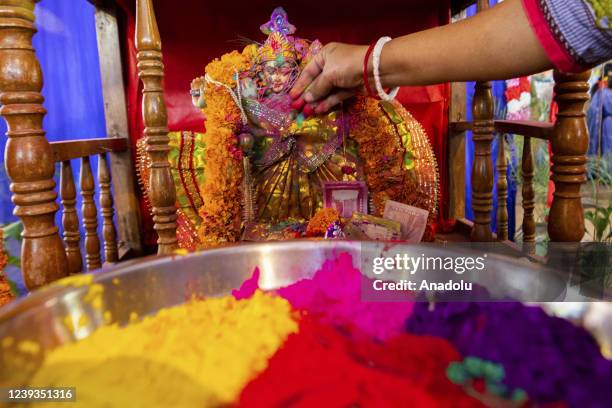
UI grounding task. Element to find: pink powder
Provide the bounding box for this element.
[232,267,261,300]
[277,252,414,341]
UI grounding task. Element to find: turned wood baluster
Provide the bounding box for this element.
[80,157,102,270]
[470,0,495,242]
[0,0,67,288]
[135,0,178,254]
[98,153,118,263]
[60,161,82,274]
[548,71,590,242]
[471,81,495,242]
[496,135,508,241]
[522,137,536,252]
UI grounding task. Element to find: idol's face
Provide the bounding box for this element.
[263,61,294,93]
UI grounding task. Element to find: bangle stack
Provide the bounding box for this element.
[363,36,399,101]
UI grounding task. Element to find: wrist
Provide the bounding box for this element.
[370,37,400,101]
[376,38,395,88]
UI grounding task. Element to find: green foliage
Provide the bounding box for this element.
[584,198,612,242]
[586,0,612,27]
[2,221,23,241]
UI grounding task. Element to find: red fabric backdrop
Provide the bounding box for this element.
[116,0,452,245]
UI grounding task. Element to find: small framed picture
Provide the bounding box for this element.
[322,181,368,218]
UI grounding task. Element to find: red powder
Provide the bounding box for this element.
[239,317,483,407]
[277,252,414,340]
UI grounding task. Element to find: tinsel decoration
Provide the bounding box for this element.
[241,156,258,224]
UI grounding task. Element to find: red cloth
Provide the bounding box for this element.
[116,0,452,244]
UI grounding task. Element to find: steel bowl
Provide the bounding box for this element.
[0,240,583,386]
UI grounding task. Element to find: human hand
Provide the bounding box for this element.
[190,76,206,109]
[289,42,368,115]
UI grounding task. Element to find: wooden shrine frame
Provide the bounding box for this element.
[0,0,591,290]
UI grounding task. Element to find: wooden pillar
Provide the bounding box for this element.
[521,137,536,252]
[470,0,494,242]
[135,0,178,254]
[470,81,495,242]
[0,0,67,289]
[448,82,466,220]
[496,135,508,241]
[548,70,590,242]
[94,2,143,259]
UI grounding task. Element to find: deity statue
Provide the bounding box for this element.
[234,9,362,223]
[138,7,439,248]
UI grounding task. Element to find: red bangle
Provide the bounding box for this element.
[363,43,377,98]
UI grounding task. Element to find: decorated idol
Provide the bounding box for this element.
[140,7,439,247]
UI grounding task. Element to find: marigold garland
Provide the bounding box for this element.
[0,229,13,307]
[197,48,253,246]
[305,208,341,237]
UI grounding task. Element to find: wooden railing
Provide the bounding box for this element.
[53,138,127,273]
[449,71,591,250]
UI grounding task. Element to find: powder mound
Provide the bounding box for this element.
[239,317,483,408]
[407,301,612,408]
[28,291,297,408]
[277,252,414,340]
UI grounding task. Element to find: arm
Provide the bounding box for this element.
[290,0,552,113]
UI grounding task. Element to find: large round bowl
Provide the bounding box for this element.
[0,240,576,386]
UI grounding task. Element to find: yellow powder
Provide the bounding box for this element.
[2,336,14,348]
[55,274,94,288]
[16,340,40,355]
[26,290,297,408]
[103,310,113,325]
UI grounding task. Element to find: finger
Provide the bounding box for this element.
[302,103,316,118]
[290,96,306,110]
[314,89,356,114]
[290,52,324,99]
[302,70,335,103]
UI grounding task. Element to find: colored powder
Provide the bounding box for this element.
[27,290,297,407]
[277,252,414,340]
[232,267,260,299]
[407,301,612,407]
[239,317,483,408]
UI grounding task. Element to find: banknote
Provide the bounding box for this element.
[383,200,429,242]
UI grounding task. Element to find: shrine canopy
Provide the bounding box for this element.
[112,0,464,239]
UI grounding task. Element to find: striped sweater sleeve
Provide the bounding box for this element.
[521,0,612,72]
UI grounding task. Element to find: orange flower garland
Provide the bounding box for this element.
[0,230,13,307]
[197,48,255,246]
[306,208,341,237]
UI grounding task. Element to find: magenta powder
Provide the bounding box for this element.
[232,267,261,300]
[277,252,414,340]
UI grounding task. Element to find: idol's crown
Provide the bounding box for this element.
[257,7,298,63]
